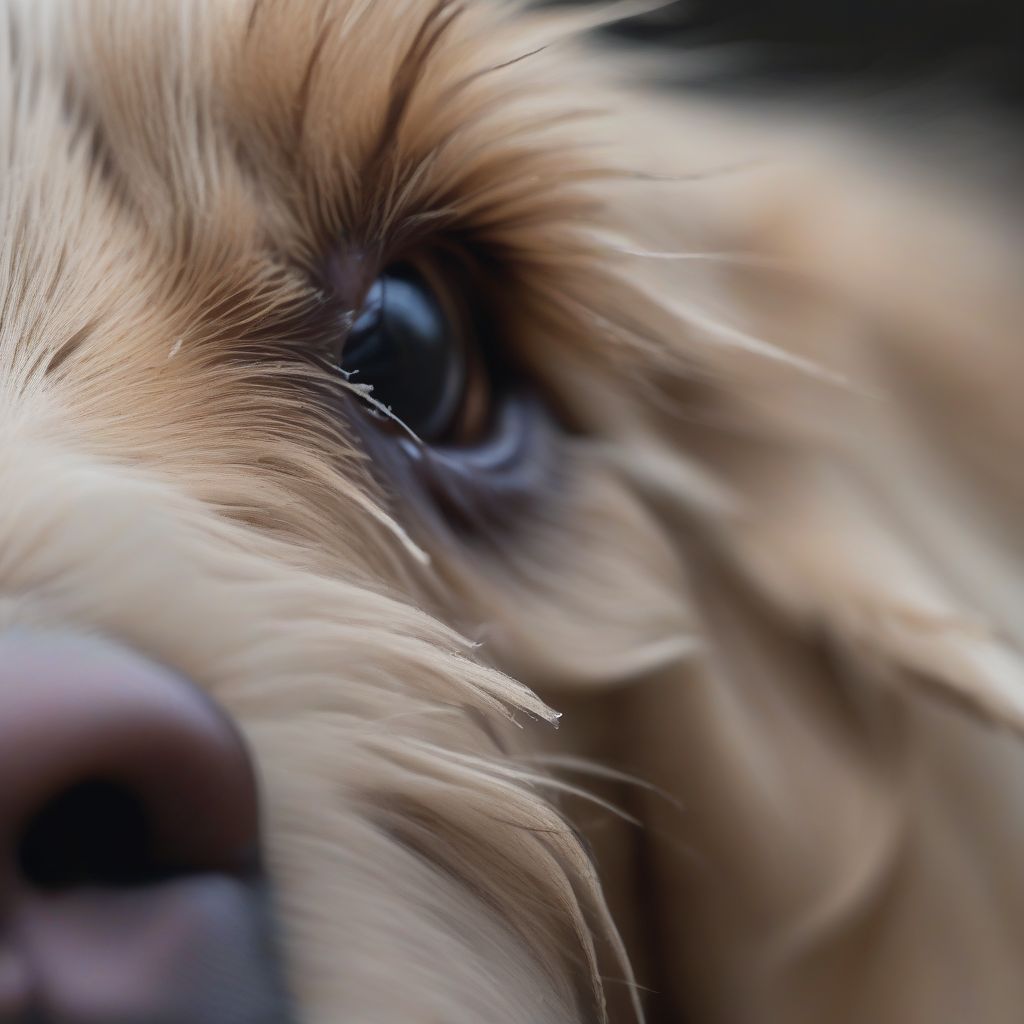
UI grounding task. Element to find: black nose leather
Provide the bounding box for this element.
[0,632,263,1022]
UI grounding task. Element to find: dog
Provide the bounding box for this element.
[2,1,1024,1022]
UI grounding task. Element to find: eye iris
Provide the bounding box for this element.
[341,264,467,441]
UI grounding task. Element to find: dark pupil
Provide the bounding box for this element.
[341,264,466,441]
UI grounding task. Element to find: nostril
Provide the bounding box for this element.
[0,635,288,1023]
[18,780,163,890]
[0,633,262,898]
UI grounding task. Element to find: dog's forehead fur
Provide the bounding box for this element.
[4,1,1024,1022]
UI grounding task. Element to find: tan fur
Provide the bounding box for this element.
[2,1,1023,1022]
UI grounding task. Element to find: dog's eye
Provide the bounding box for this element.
[323,253,555,536]
[340,264,483,443]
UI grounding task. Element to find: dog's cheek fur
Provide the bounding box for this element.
[0,439,613,1023]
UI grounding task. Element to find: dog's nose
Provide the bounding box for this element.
[0,632,267,1021]
[0,633,258,891]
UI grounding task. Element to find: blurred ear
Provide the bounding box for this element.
[604,92,1024,733]
[712,130,1024,733]
[596,91,1024,1023]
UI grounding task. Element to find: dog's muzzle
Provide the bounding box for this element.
[0,633,293,1024]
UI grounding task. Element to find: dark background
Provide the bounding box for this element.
[603,0,1024,111]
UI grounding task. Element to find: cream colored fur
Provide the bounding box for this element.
[2,1,1023,1022]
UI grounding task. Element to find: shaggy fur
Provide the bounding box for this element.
[3,1,1024,1022]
